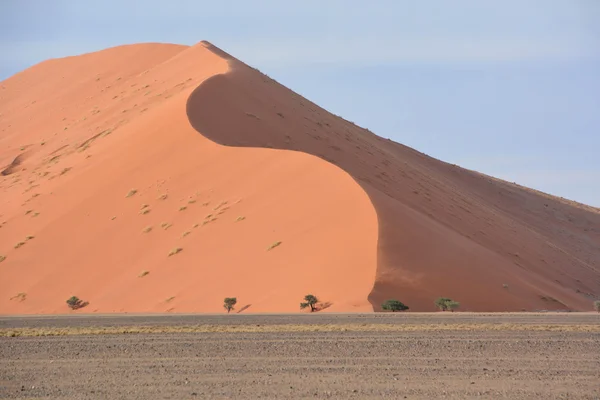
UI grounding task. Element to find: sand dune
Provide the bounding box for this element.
[0,41,598,313]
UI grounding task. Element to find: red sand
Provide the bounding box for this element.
[0,41,598,313]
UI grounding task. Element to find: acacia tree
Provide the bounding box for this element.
[223,297,237,313]
[300,294,319,312]
[435,297,451,311]
[446,301,460,312]
[435,297,459,312]
[381,299,409,312]
[66,296,88,310]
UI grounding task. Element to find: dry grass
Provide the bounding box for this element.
[138,271,149,278]
[126,189,138,198]
[267,241,282,251]
[168,248,182,257]
[140,209,151,215]
[188,199,196,204]
[182,231,191,238]
[158,194,168,200]
[161,222,172,230]
[9,292,26,302]
[14,242,26,249]
[142,226,152,233]
[0,255,5,263]
[25,235,35,240]
[235,216,246,222]
[2,323,599,337]
[179,206,187,212]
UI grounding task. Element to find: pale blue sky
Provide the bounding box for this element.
[2,1,599,206]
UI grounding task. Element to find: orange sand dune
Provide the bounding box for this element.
[0,41,598,314]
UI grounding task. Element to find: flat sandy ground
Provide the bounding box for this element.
[1,313,599,399]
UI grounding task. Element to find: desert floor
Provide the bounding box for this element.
[1,313,599,399]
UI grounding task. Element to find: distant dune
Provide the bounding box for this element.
[0,41,598,314]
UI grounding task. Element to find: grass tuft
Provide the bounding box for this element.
[179,206,187,212]
[168,248,182,257]
[267,241,282,251]
[138,271,149,278]
[126,189,138,198]
[142,226,152,233]
[235,216,246,222]
[14,242,26,249]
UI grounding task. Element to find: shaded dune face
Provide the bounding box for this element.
[0,42,377,314]
[188,42,600,311]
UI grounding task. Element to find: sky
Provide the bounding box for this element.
[1,1,599,206]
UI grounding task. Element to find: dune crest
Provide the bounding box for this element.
[0,41,598,314]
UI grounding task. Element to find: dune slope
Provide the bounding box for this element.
[0,41,598,313]
[0,42,377,314]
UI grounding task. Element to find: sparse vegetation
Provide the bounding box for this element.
[300,294,319,312]
[224,297,237,313]
[594,300,600,312]
[182,231,191,237]
[0,255,5,263]
[168,248,182,257]
[10,292,26,302]
[235,216,246,222]
[140,209,151,215]
[381,299,409,312]
[165,296,175,303]
[161,222,172,230]
[188,199,196,204]
[66,296,88,310]
[435,297,460,312]
[267,241,282,251]
[158,194,168,200]
[142,226,152,233]
[32,212,40,217]
[179,206,187,211]
[14,242,25,249]
[138,271,149,278]
[503,283,509,289]
[126,189,138,198]
[192,223,199,229]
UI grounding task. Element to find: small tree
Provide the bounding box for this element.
[381,299,409,312]
[446,301,460,312]
[435,297,452,311]
[66,296,87,310]
[300,294,319,312]
[594,300,600,313]
[223,297,237,313]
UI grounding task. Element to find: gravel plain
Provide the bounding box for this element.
[1,313,599,399]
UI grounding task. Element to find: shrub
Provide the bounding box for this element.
[224,297,237,313]
[435,297,459,311]
[66,296,88,310]
[594,300,600,312]
[300,294,319,312]
[446,301,460,312]
[381,299,409,312]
